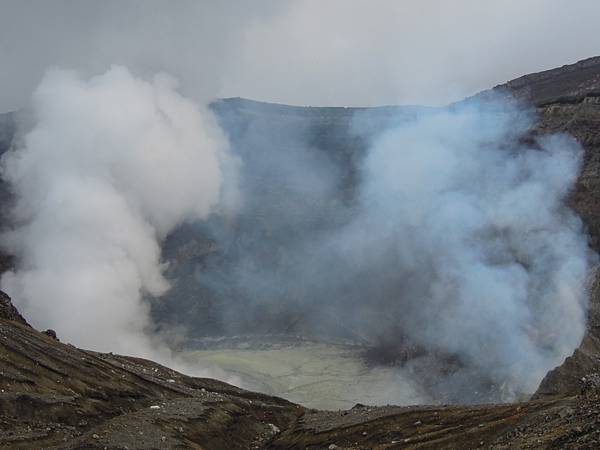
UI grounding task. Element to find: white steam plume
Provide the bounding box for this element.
[0,66,237,362]
[165,95,595,401]
[348,97,594,397]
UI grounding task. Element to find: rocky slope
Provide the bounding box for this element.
[0,292,302,449]
[2,291,600,449]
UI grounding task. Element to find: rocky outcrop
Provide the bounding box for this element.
[501,56,600,106]
[0,289,28,326]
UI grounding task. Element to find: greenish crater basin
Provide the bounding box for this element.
[183,335,427,410]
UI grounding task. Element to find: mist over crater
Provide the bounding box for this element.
[155,95,594,404]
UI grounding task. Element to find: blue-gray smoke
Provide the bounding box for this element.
[0,71,593,403]
[160,94,594,402]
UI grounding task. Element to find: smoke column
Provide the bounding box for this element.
[0,66,237,365]
[167,95,595,401]
[349,97,594,397]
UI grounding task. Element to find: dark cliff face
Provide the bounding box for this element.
[501,57,600,397]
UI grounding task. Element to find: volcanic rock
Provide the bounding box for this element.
[0,289,28,326]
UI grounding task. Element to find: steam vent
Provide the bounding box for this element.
[3,2,600,449]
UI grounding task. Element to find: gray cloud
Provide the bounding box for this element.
[1,1,600,111]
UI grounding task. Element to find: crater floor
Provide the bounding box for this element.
[185,337,426,409]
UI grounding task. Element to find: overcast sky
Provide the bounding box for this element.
[1,0,600,111]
